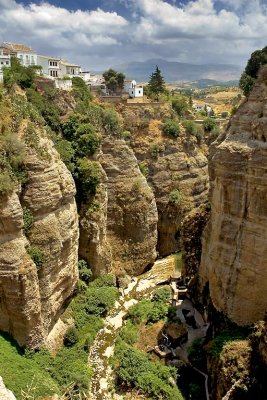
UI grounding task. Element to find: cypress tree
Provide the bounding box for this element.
[147,65,166,100]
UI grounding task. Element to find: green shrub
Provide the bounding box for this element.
[75,123,101,157]
[152,286,172,303]
[138,161,149,178]
[150,144,161,159]
[54,138,75,172]
[78,259,92,284]
[27,246,44,270]
[121,130,131,140]
[22,207,34,234]
[72,77,92,103]
[221,111,229,118]
[182,120,196,135]
[169,189,183,206]
[114,345,182,400]
[84,286,118,316]
[203,117,217,132]
[75,159,100,196]
[102,108,121,135]
[171,95,189,117]
[3,57,37,90]
[119,321,138,345]
[0,171,15,196]
[162,119,180,138]
[63,327,79,347]
[61,114,81,141]
[0,333,59,399]
[128,298,168,325]
[90,273,115,288]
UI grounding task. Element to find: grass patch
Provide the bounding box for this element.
[0,333,59,399]
[0,273,119,399]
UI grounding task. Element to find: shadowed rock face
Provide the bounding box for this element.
[0,114,79,348]
[199,67,267,325]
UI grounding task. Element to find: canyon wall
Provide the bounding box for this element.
[79,135,158,276]
[121,105,209,256]
[199,67,267,325]
[0,97,79,347]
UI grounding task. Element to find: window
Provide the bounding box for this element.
[50,61,58,67]
[6,61,9,65]
[139,90,141,94]
[50,70,58,77]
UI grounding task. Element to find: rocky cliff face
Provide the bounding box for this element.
[121,105,209,256]
[0,95,79,347]
[199,67,267,325]
[79,135,158,276]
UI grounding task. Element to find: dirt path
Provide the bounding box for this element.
[88,256,177,400]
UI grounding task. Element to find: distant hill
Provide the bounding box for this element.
[188,79,239,88]
[112,59,243,83]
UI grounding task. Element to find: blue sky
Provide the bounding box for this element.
[1,0,266,70]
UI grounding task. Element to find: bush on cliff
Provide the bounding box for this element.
[162,119,180,138]
[114,341,183,400]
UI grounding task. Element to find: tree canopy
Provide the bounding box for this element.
[239,46,267,96]
[147,66,166,100]
[103,69,125,94]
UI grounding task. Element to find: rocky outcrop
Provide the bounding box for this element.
[0,98,79,347]
[79,136,158,276]
[0,377,16,400]
[123,106,209,256]
[199,67,267,325]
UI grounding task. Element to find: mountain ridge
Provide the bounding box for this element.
[112,58,243,83]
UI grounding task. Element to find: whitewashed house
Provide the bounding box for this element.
[0,48,10,82]
[0,42,37,67]
[128,80,143,98]
[37,55,61,78]
[60,60,81,78]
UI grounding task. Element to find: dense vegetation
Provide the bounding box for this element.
[239,46,267,96]
[112,286,184,400]
[103,68,125,94]
[0,261,118,399]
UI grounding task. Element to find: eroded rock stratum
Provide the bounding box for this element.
[199,67,267,325]
[0,100,79,347]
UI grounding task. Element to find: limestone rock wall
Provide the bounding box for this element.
[124,107,209,256]
[0,110,79,347]
[79,136,158,276]
[199,67,267,325]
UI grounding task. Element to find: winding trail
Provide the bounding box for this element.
[88,256,177,400]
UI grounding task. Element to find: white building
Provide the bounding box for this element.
[0,42,37,67]
[128,80,143,98]
[60,60,81,78]
[37,55,61,78]
[0,48,10,82]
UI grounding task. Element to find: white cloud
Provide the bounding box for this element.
[0,0,266,69]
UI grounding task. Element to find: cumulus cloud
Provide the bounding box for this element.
[0,0,266,69]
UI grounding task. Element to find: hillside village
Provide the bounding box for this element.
[0,42,105,90]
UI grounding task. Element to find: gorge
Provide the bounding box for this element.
[0,63,266,400]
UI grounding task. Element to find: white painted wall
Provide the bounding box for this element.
[55,79,72,90]
[129,86,143,98]
[0,54,10,72]
[17,52,37,67]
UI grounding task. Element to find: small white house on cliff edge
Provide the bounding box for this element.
[128,80,143,98]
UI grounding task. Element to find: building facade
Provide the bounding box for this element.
[128,80,143,98]
[0,48,10,82]
[0,42,37,67]
[37,55,61,78]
